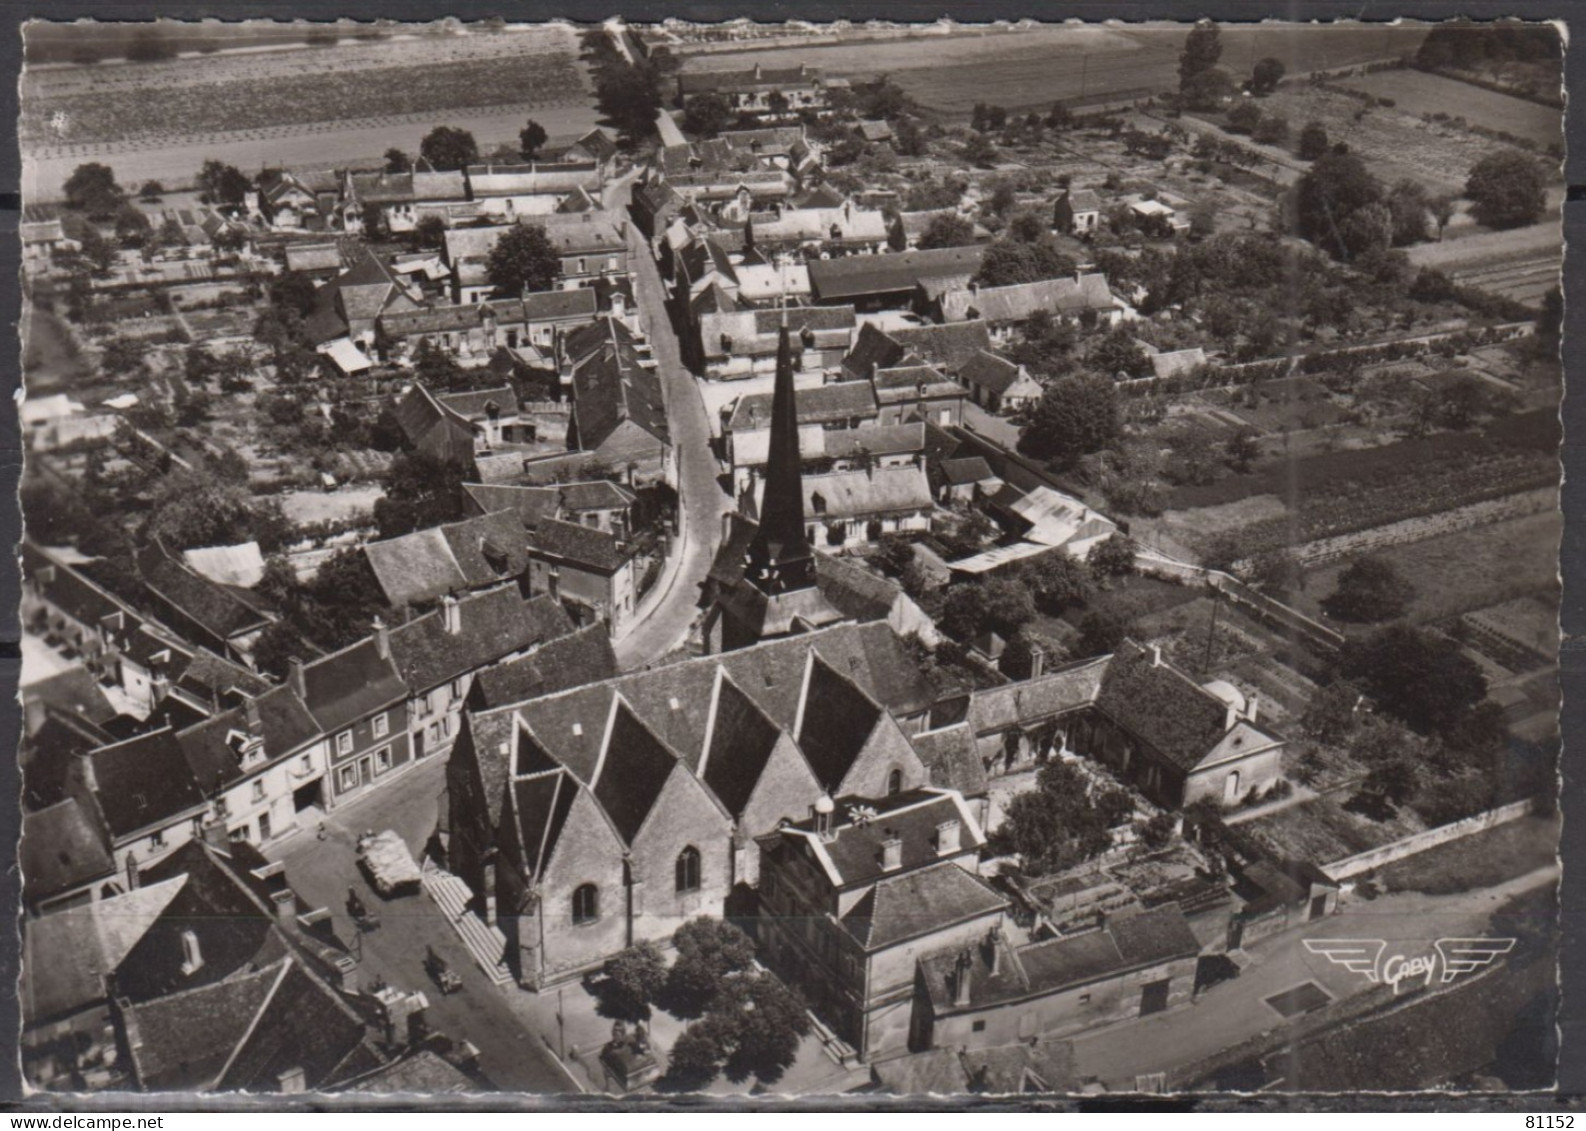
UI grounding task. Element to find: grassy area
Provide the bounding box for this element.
[1242,794,1423,865]
[1338,69,1563,148]
[1292,509,1561,626]
[1375,814,1558,895]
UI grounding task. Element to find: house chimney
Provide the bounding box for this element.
[125,850,140,891]
[1150,643,1162,667]
[277,1067,307,1095]
[985,922,1003,975]
[201,819,229,852]
[813,794,835,841]
[442,593,462,635]
[722,511,735,544]
[288,657,306,700]
[880,830,903,872]
[1246,694,1259,725]
[1030,642,1045,680]
[179,928,204,976]
[936,818,962,856]
[373,616,390,660]
[953,948,973,1008]
[270,888,296,927]
[244,696,263,734]
[1225,700,1241,733]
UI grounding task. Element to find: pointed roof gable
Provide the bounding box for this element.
[697,669,785,816]
[796,653,883,792]
[510,768,579,883]
[590,700,682,845]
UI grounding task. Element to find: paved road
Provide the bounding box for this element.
[268,755,578,1094]
[1068,862,1559,1087]
[607,175,733,671]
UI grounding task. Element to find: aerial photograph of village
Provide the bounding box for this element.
[14,16,1564,1098]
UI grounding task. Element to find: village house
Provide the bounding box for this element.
[808,246,987,311]
[445,618,939,989]
[977,483,1118,553]
[464,162,605,218]
[676,62,835,115]
[1053,187,1103,237]
[756,788,1005,1062]
[301,250,422,362]
[256,169,350,232]
[728,421,925,496]
[386,586,574,762]
[957,641,1284,808]
[910,903,1202,1054]
[666,170,798,226]
[443,213,629,303]
[723,381,879,466]
[282,242,343,278]
[565,318,673,487]
[345,169,471,235]
[522,517,642,635]
[698,304,857,380]
[298,627,414,805]
[697,126,823,179]
[744,203,891,259]
[869,363,968,428]
[937,273,1126,337]
[956,350,1045,414]
[20,798,119,916]
[21,218,74,267]
[933,455,1001,504]
[842,320,996,383]
[555,128,620,179]
[888,209,988,252]
[377,288,604,364]
[362,510,533,610]
[1127,198,1190,238]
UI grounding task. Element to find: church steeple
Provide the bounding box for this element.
[744,325,815,595]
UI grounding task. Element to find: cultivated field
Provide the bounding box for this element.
[22,25,595,199]
[675,23,1426,117]
[1337,69,1563,148]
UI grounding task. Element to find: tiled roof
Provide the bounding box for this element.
[821,422,926,461]
[300,637,407,735]
[796,654,883,791]
[364,510,531,608]
[958,350,1037,396]
[679,64,822,95]
[89,728,207,839]
[841,858,1006,950]
[871,363,963,403]
[886,322,995,376]
[1062,188,1102,213]
[558,479,636,513]
[469,625,620,710]
[966,657,1110,736]
[438,385,516,420]
[380,304,483,337]
[488,287,598,324]
[810,790,984,888]
[569,319,670,451]
[20,797,113,904]
[696,671,787,816]
[136,542,272,641]
[808,246,986,302]
[591,702,682,845]
[812,553,902,623]
[940,274,1115,324]
[727,381,877,433]
[910,723,990,797]
[388,587,572,695]
[23,542,133,628]
[762,465,933,521]
[1011,904,1201,1002]
[525,516,632,573]
[463,482,564,527]
[341,1048,478,1094]
[1092,641,1231,772]
[940,456,996,485]
[215,959,384,1091]
[175,684,319,794]
[23,666,118,726]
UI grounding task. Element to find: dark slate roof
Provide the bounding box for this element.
[342,1048,479,1094]
[464,482,565,527]
[796,655,883,792]
[442,509,534,587]
[489,287,598,324]
[959,350,1034,395]
[1092,640,1230,772]
[1012,903,1203,1002]
[381,304,482,338]
[24,666,118,726]
[821,423,926,462]
[178,648,272,701]
[364,510,532,608]
[940,456,996,486]
[558,479,636,513]
[807,246,985,302]
[697,672,785,816]
[388,587,573,695]
[842,322,915,381]
[468,625,620,710]
[175,685,319,794]
[591,703,680,845]
[89,728,206,839]
[300,637,408,735]
[437,385,516,420]
[20,797,113,903]
[887,322,996,376]
[871,363,963,403]
[841,859,1006,950]
[135,542,271,640]
[391,382,476,464]
[1107,903,1204,966]
[910,723,990,798]
[217,959,383,1091]
[812,553,901,624]
[569,320,670,450]
[525,516,632,573]
[23,541,128,626]
[124,959,281,1090]
[511,769,579,882]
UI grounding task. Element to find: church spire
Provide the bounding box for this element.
[745,325,815,595]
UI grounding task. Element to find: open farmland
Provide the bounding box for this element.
[675,23,1425,117]
[1338,68,1562,148]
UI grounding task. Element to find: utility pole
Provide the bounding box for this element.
[1202,582,1222,675]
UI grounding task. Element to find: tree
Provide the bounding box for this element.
[1339,623,1488,738]
[1386,179,1431,246]
[76,225,117,276]
[1465,149,1547,230]
[1248,548,1304,597]
[1023,550,1094,613]
[141,475,261,551]
[986,179,1018,217]
[1292,151,1384,260]
[961,132,998,167]
[156,216,186,248]
[251,620,310,680]
[1251,115,1289,147]
[1362,758,1419,810]
[1250,56,1286,95]
[1020,375,1121,467]
[997,760,1117,874]
[717,972,811,1086]
[1430,193,1457,240]
[599,942,668,1022]
[660,1019,730,1092]
[1226,101,1262,135]
[373,451,469,538]
[662,918,758,1020]
[1046,101,1074,130]
[975,235,1075,287]
[518,118,549,160]
[138,179,165,201]
[1077,607,1131,656]
[268,270,320,318]
[1296,120,1330,162]
[1088,326,1149,378]
[873,533,916,577]
[383,147,410,173]
[1224,428,1262,472]
[196,160,251,209]
[941,579,1035,640]
[63,162,125,219]
[1007,309,1077,377]
[1087,533,1137,581]
[211,226,246,255]
[1322,555,1414,622]
[420,125,480,172]
[113,204,152,249]
[893,115,927,157]
[413,214,447,251]
[1300,678,1362,745]
[1179,21,1233,110]
[594,58,668,145]
[486,224,558,296]
[916,212,976,250]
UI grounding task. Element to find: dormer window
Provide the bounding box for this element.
[810,491,826,515]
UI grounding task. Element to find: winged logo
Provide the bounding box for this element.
[1434,937,1516,983]
[1303,938,1387,982]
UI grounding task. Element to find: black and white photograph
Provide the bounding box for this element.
[13,15,1566,1100]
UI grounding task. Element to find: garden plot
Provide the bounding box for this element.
[1241,794,1425,867]
[1337,69,1563,149]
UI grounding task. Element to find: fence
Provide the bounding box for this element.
[1323,797,1538,880]
[1134,551,1346,654]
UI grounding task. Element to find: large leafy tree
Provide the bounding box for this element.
[1292,151,1385,260]
[1023,549,1094,613]
[941,579,1036,641]
[63,162,125,219]
[1020,374,1121,466]
[998,760,1127,874]
[1465,149,1547,230]
[681,92,734,138]
[420,125,480,172]
[916,212,976,250]
[486,224,559,297]
[196,159,252,209]
[598,942,668,1022]
[373,451,470,538]
[1178,21,1233,109]
[974,235,1075,287]
[1339,623,1489,738]
[1250,56,1285,95]
[1322,555,1414,622]
[519,118,549,160]
[661,917,757,1020]
[1296,120,1330,161]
